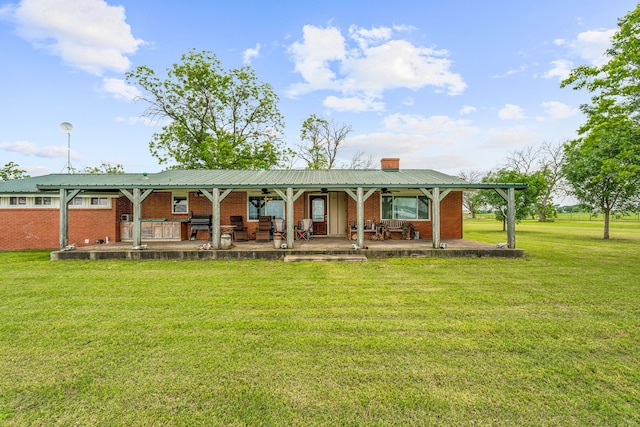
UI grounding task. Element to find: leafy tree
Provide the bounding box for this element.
[298,114,352,170]
[0,162,29,181]
[561,4,640,238]
[126,49,286,169]
[476,169,542,230]
[563,128,640,239]
[84,162,125,174]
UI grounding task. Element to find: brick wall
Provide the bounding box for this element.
[0,207,118,250]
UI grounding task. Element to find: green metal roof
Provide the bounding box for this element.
[0,169,528,193]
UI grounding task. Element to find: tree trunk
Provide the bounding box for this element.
[603,209,610,240]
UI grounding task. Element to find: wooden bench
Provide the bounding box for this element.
[381,219,406,233]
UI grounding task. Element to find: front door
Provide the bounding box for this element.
[310,195,327,236]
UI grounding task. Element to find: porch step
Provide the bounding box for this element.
[284,254,368,262]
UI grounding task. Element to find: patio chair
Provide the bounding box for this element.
[296,218,313,240]
[255,215,272,242]
[230,215,248,241]
[272,218,286,239]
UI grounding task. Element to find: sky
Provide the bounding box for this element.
[1,0,638,178]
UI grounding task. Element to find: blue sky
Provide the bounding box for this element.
[1,0,637,177]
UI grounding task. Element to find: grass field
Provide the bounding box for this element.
[1,220,639,426]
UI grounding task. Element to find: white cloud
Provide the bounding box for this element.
[286,24,466,111]
[243,43,260,64]
[0,140,68,159]
[323,95,384,112]
[287,25,346,94]
[543,59,573,80]
[498,104,526,120]
[541,101,578,119]
[98,78,141,101]
[481,126,537,149]
[545,28,616,80]
[382,113,478,139]
[459,105,476,115]
[4,0,144,75]
[570,28,616,66]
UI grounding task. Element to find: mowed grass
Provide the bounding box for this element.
[1,220,639,426]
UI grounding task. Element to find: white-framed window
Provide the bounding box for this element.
[69,196,112,208]
[172,195,188,214]
[381,195,430,220]
[3,195,59,208]
[9,196,27,206]
[248,195,284,220]
[90,197,108,206]
[35,196,52,206]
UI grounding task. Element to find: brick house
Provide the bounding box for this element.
[0,159,525,251]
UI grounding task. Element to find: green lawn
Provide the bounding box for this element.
[1,220,639,426]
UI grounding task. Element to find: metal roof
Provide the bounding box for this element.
[0,169,527,193]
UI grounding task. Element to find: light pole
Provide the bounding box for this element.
[60,122,73,173]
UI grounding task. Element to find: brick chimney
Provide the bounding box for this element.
[381,158,400,171]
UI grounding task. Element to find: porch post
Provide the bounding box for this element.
[211,188,220,249]
[132,188,142,247]
[432,187,441,249]
[507,187,516,248]
[286,187,295,249]
[357,187,365,248]
[59,189,68,249]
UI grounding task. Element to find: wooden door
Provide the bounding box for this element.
[310,195,327,235]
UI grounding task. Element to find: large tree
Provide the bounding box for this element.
[0,162,29,181]
[298,114,352,170]
[561,4,640,238]
[502,141,566,221]
[476,169,544,230]
[126,50,287,169]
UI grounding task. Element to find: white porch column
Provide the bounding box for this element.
[132,188,142,247]
[356,187,365,248]
[58,188,80,249]
[211,188,220,249]
[432,187,441,249]
[286,187,295,249]
[507,187,516,249]
[59,189,68,249]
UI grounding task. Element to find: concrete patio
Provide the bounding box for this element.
[51,236,524,261]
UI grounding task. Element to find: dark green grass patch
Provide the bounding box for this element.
[1,221,639,425]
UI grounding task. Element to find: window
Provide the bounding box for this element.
[90,197,108,206]
[382,195,429,220]
[172,195,188,213]
[70,197,84,206]
[9,196,26,206]
[35,197,52,206]
[248,196,284,220]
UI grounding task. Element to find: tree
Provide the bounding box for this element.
[476,169,542,230]
[298,114,352,170]
[561,5,640,238]
[563,127,640,239]
[503,141,566,221]
[84,162,125,174]
[126,49,287,169]
[0,162,29,181]
[458,169,484,218]
[346,150,374,169]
